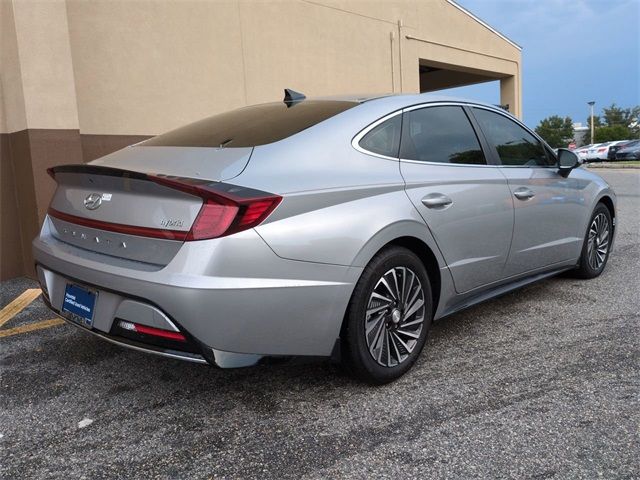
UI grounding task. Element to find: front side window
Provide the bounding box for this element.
[399,106,486,165]
[358,114,402,158]
[472,108,553,166]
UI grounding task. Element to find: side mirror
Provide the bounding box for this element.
[557,148,580,176]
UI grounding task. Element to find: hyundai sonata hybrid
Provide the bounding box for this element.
[34,90,616,383]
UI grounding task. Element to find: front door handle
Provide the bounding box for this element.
[513,187,535,201]
[421,193,453,208]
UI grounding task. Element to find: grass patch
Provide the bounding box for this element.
[587,160,640,167]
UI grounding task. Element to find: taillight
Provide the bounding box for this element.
[598,148,606,152]
[151,175,281,240]
[186,200,239,240]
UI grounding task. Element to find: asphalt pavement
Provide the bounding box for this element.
[1,169,638,479]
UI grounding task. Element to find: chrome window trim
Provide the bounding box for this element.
[353,101,558,169]
[398,102,495,167]
[402,101,474,113]
[351,109,404,161]
[399,158,500,168]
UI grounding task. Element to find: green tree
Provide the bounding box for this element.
[602,103,640,127]
[535,115,574,148]
[593,104,640,141]
[594,125,632,143]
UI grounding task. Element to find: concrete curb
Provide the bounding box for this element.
[585,163,640,169]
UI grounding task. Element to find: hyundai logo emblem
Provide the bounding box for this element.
[84,193,103,210]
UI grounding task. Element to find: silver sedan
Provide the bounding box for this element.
[34,91,616,383]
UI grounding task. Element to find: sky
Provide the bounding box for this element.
[439,0,640,129]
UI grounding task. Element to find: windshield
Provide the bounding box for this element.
[143,100,358,148]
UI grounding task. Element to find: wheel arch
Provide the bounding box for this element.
[598,194,615,223]
[351,224,447,318]
[596,193,616,247]
[384,236,442,317]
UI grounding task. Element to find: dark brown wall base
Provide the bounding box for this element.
[1,133,25,280]
[1,130,151,281]
[81,134,151,162]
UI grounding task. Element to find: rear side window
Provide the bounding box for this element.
[472,108,553,166]
[399,106,486,165]
[358,114,402,158]
[143,100,357,148]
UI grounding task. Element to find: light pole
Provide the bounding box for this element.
[588,101,596,144]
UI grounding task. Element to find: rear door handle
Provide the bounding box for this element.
[421,193,453,208]
[513,187,535,200]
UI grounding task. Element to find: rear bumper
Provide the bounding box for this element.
[33,218,361,364]
[41,291,209,364]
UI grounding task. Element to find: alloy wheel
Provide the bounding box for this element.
[364,267,426,367]
[587,212,610,270]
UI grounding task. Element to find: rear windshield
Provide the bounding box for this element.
[143,100,358,148]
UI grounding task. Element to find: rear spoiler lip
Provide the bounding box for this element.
[46,164,275,202]
[47,163,214,190]
[48,164,152,181]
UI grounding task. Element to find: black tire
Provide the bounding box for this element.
[571,203,612,279]
[342,246,433,384]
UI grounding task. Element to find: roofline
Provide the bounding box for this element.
[445,0,522,51]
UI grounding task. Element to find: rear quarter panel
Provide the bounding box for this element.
[236,98,448,268]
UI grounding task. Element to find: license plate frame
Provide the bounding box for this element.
[62,283,97,328]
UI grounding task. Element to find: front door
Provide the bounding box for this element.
[399,105,514,294]
[471,107,585,277]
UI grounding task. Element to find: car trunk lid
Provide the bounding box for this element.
[46,148,280,266]
[47,166,204,265]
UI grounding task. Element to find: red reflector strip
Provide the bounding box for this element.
[130,322,186,341]
[48,208,188,241]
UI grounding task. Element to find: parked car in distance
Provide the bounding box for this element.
[33,91,617,383]
[607,140,634,161]
[588,140,635,162]
[586,142,613,162]
[615,139,640,160]
[576,144,594,162]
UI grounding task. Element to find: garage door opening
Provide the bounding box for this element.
[418,59,516,114]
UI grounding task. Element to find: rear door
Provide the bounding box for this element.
[470,107,585,276]
[399,104,514,294]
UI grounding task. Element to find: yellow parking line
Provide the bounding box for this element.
[0,318,65,338]
[0,288,42,328]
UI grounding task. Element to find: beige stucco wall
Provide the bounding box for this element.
[9,0,79,131]
[1,0,27,134]
[2,0,522,135]
[61,0,521,136]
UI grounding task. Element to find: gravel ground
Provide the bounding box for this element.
[1,170,638,479]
